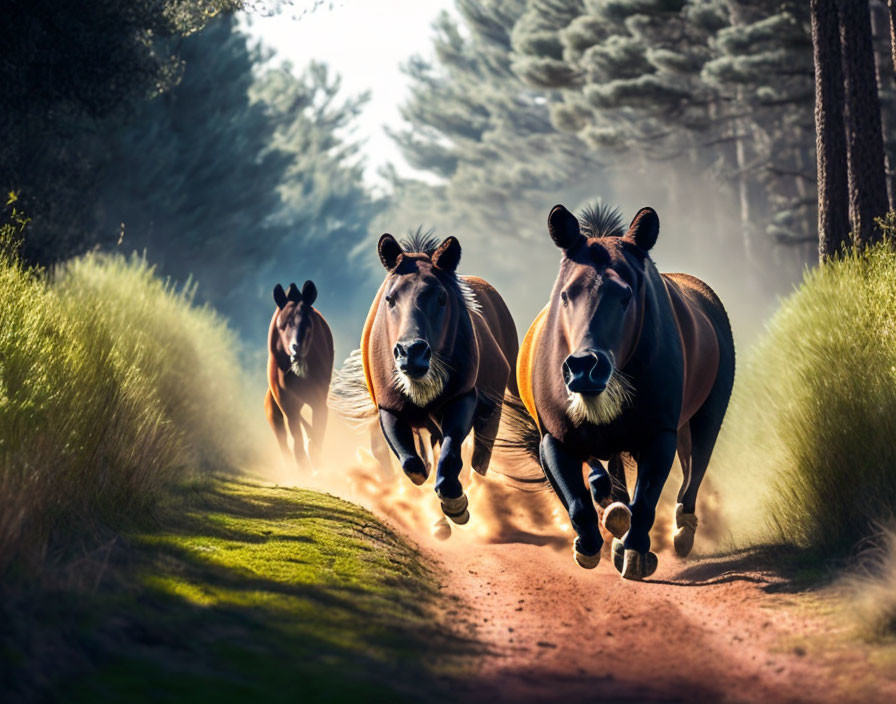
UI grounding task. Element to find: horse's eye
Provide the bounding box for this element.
[438,290,448,307]
[385,294,396,308]
[560,291,569,307]
[621,288,633,307]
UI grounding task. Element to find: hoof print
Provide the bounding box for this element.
[439,493,470,525]
[431,517,451,541]
[673,503,698,557]
[601,502,631,539]
[621,549,658,581]
[573,538,600,570]
[612,538,625,574]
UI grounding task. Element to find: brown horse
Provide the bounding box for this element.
[516,204,734,580]
[265,280,334,471]
[335,231,518,528]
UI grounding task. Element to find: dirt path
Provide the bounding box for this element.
[424,538,896,704]
[298,431,896,703]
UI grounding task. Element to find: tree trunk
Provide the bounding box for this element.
[887,0,896,74]
[839,0,891,248]
[870,2,896,207]
[812,0,850,261]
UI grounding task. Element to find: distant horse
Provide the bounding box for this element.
[265,280,334,471]
[516,204,734,580]
[332,231,518,529]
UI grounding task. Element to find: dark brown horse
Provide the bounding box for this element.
[342,231,518,528]
[516,204,734,579]
[265,280,334,471]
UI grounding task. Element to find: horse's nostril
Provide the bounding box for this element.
[393,343,405,359]
[406,340,430,360]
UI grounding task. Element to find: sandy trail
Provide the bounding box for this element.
[430,539,857,704]
[289,426,896,703]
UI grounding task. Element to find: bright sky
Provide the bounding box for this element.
[241,0,455,186]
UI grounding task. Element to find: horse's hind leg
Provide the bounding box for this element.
[265,390,291,463]
[471,396,499,475]
[674,399,726,557]
[588,455,631,539]
[369,421,394,481]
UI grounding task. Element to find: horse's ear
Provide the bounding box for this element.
[286,282,301,303]
[301,280,317,306]
[624,207,659,252]
[378,233,403,270]
[432,236,461,273]
[548,204,583,250]
[273,284,288,309]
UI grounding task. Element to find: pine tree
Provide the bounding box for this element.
[811,0,850,261]
[0,0,241,264]
[839,0,890,247]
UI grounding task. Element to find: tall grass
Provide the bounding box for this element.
[0,244,261,572]
[716,240,896,557]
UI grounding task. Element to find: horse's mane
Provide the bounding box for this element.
[579,202,625,238]
[401,227,439,256]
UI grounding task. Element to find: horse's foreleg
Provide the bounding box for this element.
[588,457,631,540]
[434,390,477,524]
[379,409,428,485]
[620,429,677,580]
[265,390,291,462]
[286,405,311,471]
[309,400,328,467]
[541,434,602,569]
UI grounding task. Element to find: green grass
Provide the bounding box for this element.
[716,240,896,557]
[0,243,264,572]
[7,479,470,702]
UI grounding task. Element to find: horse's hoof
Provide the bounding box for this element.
[573,538,600,569]
[601,502,631,539]
[673,503,698,557]
[621,549,658,581]
[431,517,451,541]
[439,493,470,525]
[612,538,625,574]
[405,471,427,486]
[401,457,428,486]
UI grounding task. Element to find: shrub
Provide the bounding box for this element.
[715,240,896,556]
[847,522,896,638]
[0,246,261,572]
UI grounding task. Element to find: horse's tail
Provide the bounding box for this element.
[328,348,377,427]
[492,392,548,490]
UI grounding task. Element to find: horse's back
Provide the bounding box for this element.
[462,276,519,394]
[662,273,734,426]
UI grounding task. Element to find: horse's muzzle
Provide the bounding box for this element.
[394,339,431,379]
[563,349,611,394]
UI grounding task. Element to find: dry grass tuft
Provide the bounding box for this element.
[0,246,262,573]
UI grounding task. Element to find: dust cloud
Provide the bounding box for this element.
[254,410,728,559]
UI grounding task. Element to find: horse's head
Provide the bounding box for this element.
[375,232,465,406]
[272,280,318,377]
[546,204,659,425]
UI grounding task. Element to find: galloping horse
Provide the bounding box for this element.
[265,280,334,471]
[517,204,734,580]
[337,231,518,528]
